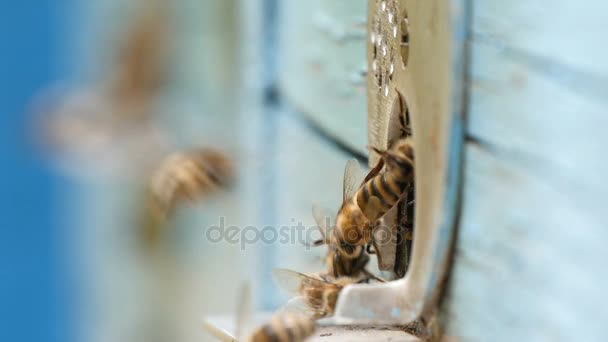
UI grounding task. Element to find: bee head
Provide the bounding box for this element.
[331,244,369,278]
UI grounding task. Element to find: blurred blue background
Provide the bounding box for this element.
[0,1,366,341]
[0,2,71,341]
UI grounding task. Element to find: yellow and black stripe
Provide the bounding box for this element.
[248,313,315,342]
[140,148,234,251]
[355,143,413,222]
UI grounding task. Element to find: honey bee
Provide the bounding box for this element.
[307,158,385,277]
[309,108,413,277]
[310,205,374,279]
[332,135,414,259]
[272,269,377,320]
[245,312,316,342]
[362,137,415,222]
[203,284,316,342]
[141,148,234,247]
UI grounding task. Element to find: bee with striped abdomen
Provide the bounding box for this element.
[363,137,415,221]
[310,205,374,279]
[331,128,414,275]
[141,148,234,248]
[245,312,315,342]
[148,148,234,214]
[272,269,378,320]
[203,284,315,342]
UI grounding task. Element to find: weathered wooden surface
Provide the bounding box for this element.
[203,314,421,342]
[279,1,369,155]
[442,1,608,341]
[277,0,608,340]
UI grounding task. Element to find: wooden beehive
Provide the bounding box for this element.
[280,0,608,340]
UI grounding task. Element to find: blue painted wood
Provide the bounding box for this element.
[279,1,369,155]
[0,2,69,342]
[444,1,608,340]
[422,0,468,311]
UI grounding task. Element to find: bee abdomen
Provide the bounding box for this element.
[150,149,234,211]
[357,172,404,220]
[249,314,315,342]
[392,140,415,181]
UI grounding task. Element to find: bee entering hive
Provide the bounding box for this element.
[387,91,415,278]
[367,0,417,277]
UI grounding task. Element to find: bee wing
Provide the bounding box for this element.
[343,159,365,201]
[201,321,237,342]
[279,296,327,319]
[311,204,333,245]
[235,282,253,340]
[272,269,334,296]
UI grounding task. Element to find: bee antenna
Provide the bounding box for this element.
[364,270,386,283]
[383,150,402,164]
[369,146,386,156]
[304,239,326,248]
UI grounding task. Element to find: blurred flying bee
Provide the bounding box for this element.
[203,283,316,342]
[272,269,379,320]
[141,148,234,247]
[32,1,171,175]
[364,137,415,220]
[103,0,170,125]
[244,313,316,342]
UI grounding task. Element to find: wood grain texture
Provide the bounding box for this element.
[444,144,608,341]
[443,1,608,340]
[278,0,369,155]
[203,314,421,342]
[276,0,608,339]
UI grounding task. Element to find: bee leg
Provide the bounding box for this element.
[351,250,370,275]
[363,269,386,283]
[396,90,412,137]
[333,252,342,277]
[362,154,385,185]
[304,239,326,248]
[371,146,387,161]
[366,243,376,254]
[372,236,382,259]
